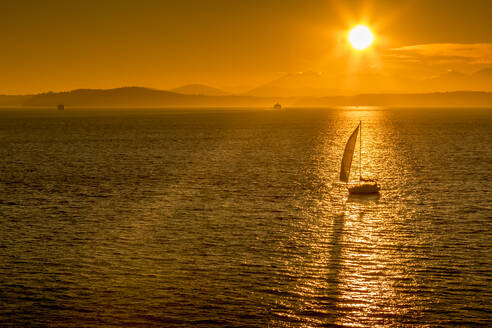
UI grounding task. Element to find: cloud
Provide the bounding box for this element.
[386,43,492,65]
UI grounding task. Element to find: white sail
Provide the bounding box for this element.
[340,124,359,182]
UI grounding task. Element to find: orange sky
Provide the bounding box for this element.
[1,0,491,94]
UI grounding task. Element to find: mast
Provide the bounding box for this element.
[359,120,362,180]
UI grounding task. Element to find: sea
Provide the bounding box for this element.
[0,107,490,327]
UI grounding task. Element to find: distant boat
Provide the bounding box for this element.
[340,121,380,194]
[57,104,64,110]
[273,103,282,109]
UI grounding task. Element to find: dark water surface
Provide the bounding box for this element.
[0,107,491,327]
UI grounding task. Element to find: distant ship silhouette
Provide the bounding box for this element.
[273,103,282,109]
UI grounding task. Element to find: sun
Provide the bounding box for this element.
[348,25,374,50]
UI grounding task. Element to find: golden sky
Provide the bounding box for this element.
[2,0,491,94]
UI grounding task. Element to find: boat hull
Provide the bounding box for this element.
[348,182,380,194]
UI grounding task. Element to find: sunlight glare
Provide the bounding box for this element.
[348,25,374,50]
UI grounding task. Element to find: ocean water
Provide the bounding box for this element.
[0,107,490,327]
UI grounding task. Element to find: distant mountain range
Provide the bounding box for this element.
[248,68,492,97]
[1,87,490,108]
[296,91,492,108]
[422,68,492,92]
[1,68,491,108]
[247,71,336,97]
[1,68,491,106]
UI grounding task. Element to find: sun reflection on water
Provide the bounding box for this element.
[270,108,433,327]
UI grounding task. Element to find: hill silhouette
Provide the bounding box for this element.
[22,87,278,107]
[0,95,32,106]
[1,87,491,108]
[24,87,188,107]
[170,84,229,96]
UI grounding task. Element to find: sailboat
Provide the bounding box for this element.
[340,121,380,194]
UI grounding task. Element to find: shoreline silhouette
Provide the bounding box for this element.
[1,87,491,108]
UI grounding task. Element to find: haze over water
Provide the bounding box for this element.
[0,107,491,327]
